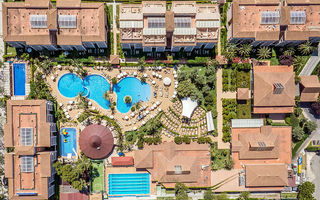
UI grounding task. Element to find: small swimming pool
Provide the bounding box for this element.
[13,63,26,95]
[60,128,77,157]
[108,173,150,196]
[113,77,151,113]
[58,73,110,109]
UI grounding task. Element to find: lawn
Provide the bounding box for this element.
[90,160,105,193]
[223,69,250,92]
[236,70,250,89]
[236,100,251,119]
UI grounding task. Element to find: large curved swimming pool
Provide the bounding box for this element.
[58,73,110,109]
[113,77,151,113]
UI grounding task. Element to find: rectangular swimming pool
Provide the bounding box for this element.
[108,173,150,196]
[60,128,77,157]
[13,63,26,95]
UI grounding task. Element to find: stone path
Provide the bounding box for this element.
[299,45,320,76]
[216,68,235,149]
[112,2,117,55]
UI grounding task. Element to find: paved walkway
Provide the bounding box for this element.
[112,2,117,55]
[216,68,232,149]
[299,46,320,76]
[0,0,4,60]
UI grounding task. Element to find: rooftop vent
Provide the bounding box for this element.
[174,165,182,174]
[273,83,284,94]
[258,141,266,147]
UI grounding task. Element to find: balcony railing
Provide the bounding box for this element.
[48,185,55,198]
[47,101,54,111]
[48,175,55,184]
[50,123,57,133]
[51,151,57,161]
[51,136,57,147]
[47,114,54,122]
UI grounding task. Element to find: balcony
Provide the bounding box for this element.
[47,114,54,123]
[51,151,57,161]
[48,185,55,198]
[48,175,55,184]
[46,101,54,111]
[51,136,57,146]
[50,123,57,133]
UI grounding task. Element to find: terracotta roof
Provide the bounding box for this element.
[134,142,211,187]
[25,0,52,8]
[110,55,120,65]
[300,75,320,102]
[56,0,81,8]
[253,66,295,114]
[245,164,288,187]
[79,124,114,159]
[237,88,250,100]
[60,192,89,200]
[111,156,134,166]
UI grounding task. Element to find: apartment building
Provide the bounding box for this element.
[227,0,320,46]
[119,1,219,57]
[2,0,107,52]
[4,100,57,200]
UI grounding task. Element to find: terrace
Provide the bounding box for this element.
[119,5,143,20]
[172,2,197,15]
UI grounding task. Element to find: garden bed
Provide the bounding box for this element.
[223,69,250,92]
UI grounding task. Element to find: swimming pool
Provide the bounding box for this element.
[13,63,26,95]
[58,73,110,109]
[60,128,77,157]
[113,77,151,113]
[108,173,150,196]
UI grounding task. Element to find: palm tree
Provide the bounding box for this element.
[72,59,87,78]
[103,90,109,100]
[224,43,237,61]
[298,41,314,55]
[257,47,271,59]
[77,92,88,109]
[238,43,252,58]
[138,56,146,71]
[283,47,295,56]
[38,57,53,75]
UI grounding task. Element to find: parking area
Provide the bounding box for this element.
[306,152,320,199]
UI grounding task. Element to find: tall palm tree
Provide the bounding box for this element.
[238,43,252,58]
[38,57,53,75]
[298,41,314,55]
[257,47,271,59]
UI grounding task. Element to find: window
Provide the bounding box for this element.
[20,128,33,146]
[58,15,77,28]
[261,11,280,25]
[148,17,165,28]
[290,11,306,24]
[20,156,34,173]
[30,15,47,28]
[174,17,191,28]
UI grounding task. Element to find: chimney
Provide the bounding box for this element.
[273,83,284,94]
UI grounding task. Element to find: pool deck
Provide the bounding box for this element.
[46,66,175,133]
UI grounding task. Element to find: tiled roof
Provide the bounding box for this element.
[111,156,134,166]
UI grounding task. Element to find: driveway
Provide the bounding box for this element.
[306,152,320,199]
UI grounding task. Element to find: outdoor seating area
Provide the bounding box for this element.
[161,100,208,138]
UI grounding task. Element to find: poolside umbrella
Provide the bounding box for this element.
[152,72,156,77]
[152,80,156,85]
[69,100,74,105]
[156,73,159,78]
[97,66,100,70]
[158,66,162,71]
[173,71,177,75]
[67,105,72,110]
[174,74,178,79]
[88,101,92,106]
[65,112,69,115]
[123,72,127,76]
[100,67,104,70]
[133,72,137,77]
[59,103,63,107]
[133,126,137,131]
[57,64,62,69]
[143,73,148,78]
[51,76,55,80]
[79,124,114,159]
[173,91,177,95]
[142,121,146,125]
[117,75,121,79]
[156,101,161,105]
[66,115,70,119]
[131,113,135,117]
[163,77,171,86]
[159,75,162,79]
[124,116,129,120]
[158,108,162,112]
[175,84,178,88]
[63,108,67,112]
[110,115,114,119]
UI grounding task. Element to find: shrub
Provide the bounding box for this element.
[182,136,191,144]
[111,77,118,85]
[140,76,146,83]
[279,55,294,66]
[124,96,132,104]
[174,136,183,144]
[311,102,320,115]
[131,106,135,112]
[137,138,144,149]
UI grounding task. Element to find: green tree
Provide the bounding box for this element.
[112,77,118,85]
[124,96,132,104]
[140,76,146,83]
[283,47,295,56]
[238,191,250,200]
[103,90,109,100]
[238,43,252,58]
[175,183,188,200]
[292,126,305,141]
[257,47,271,59]
[138,56,146,71]
[304,120,317,134]
[38,56,53,75]
[298,41,314,55]
[178,70,190,82]
[182,135,191,144]
[225,43,237,62]
[298,181,315,200]
[204,190,214,200]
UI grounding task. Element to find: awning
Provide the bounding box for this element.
[173,28,196,35]
[206,111,215,132]
[231,119,264,128]
[196,20,220,28]
[143,28,166,35]
[181,97,198,118]
[120,21,143,28]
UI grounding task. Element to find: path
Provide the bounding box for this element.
[112,1,117,55]
[216,68,234,149]
[0,0,4,60]
[299,45,320,76]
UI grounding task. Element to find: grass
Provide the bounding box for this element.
[236,100,251,119]
[292,134,308,158]
[281,192,298,199]
[90,160,105,193]
[6,46,16,56]
[179,65,206,76]
[236,70,250,89]
[110,33,114,55]
[107,5,113,27]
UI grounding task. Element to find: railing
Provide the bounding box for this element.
[47,114,54,123]
[48,175,55,184]
[51,136,57,147]
[46,102,54,111]
[50,123,57,133]
[48,185,55,198]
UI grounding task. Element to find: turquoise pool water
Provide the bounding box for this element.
[60,128,77,157]
[108,173,150,196]
[58,73,110,109]
[113,77,151,113]
[13,63,26,95]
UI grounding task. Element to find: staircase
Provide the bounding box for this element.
[300,45,320,76]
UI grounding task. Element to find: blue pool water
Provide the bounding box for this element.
[13,63,26,95]
[108,173,150,196]
[60,128,77,157]
[58,73,110,109]
[113,77,151,113]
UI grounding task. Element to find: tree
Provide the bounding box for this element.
[138,56,146,71]
[283,47,295,56]
[298,41,314,55]
[38,56,53,75]
[174,136,183,145]
[238,43,252,58]
[257,47,271,59]
[124,96,132,104]
[140,76,146,83]
[238,191,250,200]
[298,181,315,200]
[204,190,214,200]
[111,77,118,85]
[225,43,237,62]
[311,102,320,115]
[177,70,190,82]
[103,91,109,100]
[182,135,191,144]
[194,74,206,88]
[175,183,188,200]
[304,120,317,134]
[292,126,305,141]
